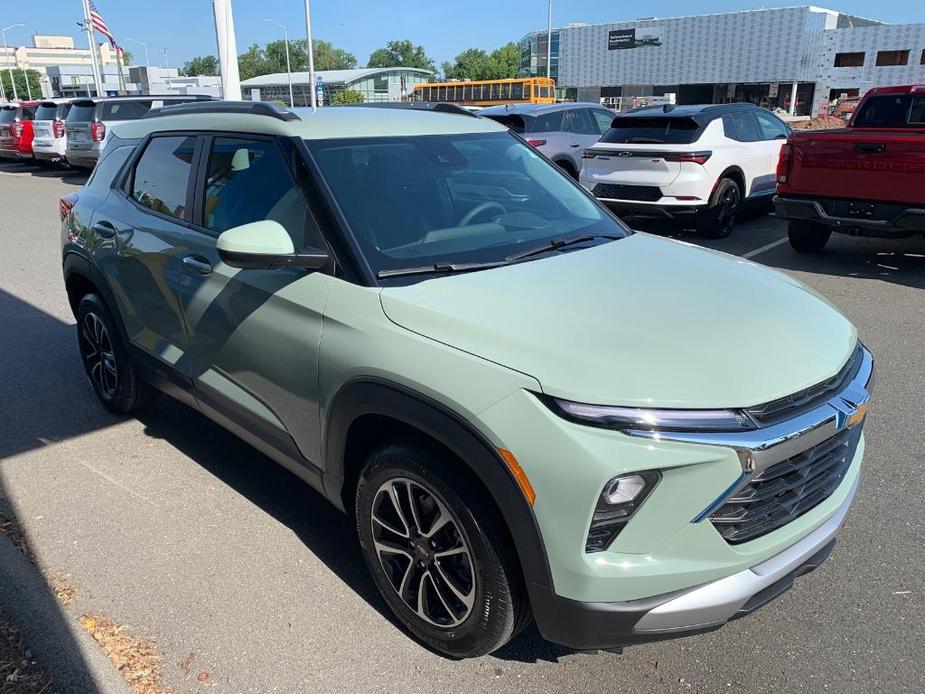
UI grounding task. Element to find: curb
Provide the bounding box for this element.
[0,531,132,694]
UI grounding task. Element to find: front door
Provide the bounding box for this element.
[175,134,334,464]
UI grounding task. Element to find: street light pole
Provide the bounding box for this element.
[262,18,293,107]
[304,0,317,109]
[2,24,25,101]
[125,37,150,92]
[546,0,552,79]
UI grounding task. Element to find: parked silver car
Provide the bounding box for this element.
[480,103,615,179]
[64,95,214,168]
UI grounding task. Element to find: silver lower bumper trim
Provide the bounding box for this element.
[634,471,859,633]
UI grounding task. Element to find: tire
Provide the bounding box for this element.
[696,177,742,238]
[788,220,831,253]
[555,160,578,180]
[356,443,530,658]
[75,293,158,413]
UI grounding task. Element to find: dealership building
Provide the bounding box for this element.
[241,67,432,105]
[520,6,925,116]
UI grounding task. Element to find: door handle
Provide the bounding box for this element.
[92,220,117,239]
[182,255,213,275]
[569,143,581,147]
[855,142,885,153]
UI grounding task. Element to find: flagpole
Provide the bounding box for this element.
[81,0,103,96]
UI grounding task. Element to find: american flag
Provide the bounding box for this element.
[88,0,121,53]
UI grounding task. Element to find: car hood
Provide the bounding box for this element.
[379,233,857,409]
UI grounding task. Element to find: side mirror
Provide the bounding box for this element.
[216,220,329,271]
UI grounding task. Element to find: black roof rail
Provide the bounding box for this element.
[339,101,478,117]
[143,100,300,121]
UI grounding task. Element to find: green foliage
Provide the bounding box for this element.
[332,89,364,105]
[237,39,356,81]
[367,40,435,72]
[0,69,41,100]
[118,49,134,65]
[181,55,219,77]
[442,43,521,81]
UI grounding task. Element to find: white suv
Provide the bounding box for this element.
[579,103,790,237]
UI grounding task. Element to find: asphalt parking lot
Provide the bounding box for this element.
[0,159,923,693]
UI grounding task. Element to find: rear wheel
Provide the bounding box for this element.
[76,294,158,413]
[696,177,741,238]
[788,220,831,253]
[356,443,529,658]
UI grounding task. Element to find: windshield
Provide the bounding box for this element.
[853,94,925,128]
[600,116,702,144]
[67,104,97,122]
[34,104,59,121]
[307,132,628,277]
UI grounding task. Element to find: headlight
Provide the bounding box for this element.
[586,470,660,552]
[544,397,757,433]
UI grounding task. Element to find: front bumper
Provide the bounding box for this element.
[530,453,858,650]
[775,195,925,238]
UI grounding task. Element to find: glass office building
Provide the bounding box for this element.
[519,7,925,117]
[241,67,432,106]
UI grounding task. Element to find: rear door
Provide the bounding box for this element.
[175,134,334,463]
[91,134,198,361]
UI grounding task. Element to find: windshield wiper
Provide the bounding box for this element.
[504,234,620,263]
[377,260,509,279]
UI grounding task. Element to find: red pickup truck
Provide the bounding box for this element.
[774,84,925,252]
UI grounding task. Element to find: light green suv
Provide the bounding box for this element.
[60,101,872,658]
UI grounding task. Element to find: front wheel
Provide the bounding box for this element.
[356,444,529,658]
[696,178,741,238]
[788,220,831,253]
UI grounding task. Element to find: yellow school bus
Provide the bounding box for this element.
[412,77,556,107]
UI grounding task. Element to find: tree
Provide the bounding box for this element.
[313,40,357,71]
[332,89,364,105]
[237,44,266,81]
[367,40,435,72]
[442,43,521,81]
[181,55,219,77]
[118,49,134,66]
[0,69,41,100]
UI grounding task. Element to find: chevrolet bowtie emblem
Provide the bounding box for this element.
[831,394,870,430]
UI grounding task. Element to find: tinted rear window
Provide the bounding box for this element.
[482,114,527,134]
[854,94,925,127]
[600,116,702,144]
[67,104,97,122]
[0,108,16,123]
[101,100,153,121]
[34,104,59,121]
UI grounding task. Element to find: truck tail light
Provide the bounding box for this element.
[663,151,712,165]
[526,139,547,147]
[776,143,792,185]
[59,193,79,222]
[53,119,65,138]
[90,121,106,142]
[10,122,23,139]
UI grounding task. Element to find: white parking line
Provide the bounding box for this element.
[742,237,788,259]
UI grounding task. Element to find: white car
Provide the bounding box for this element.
[579,103,790,237]
[32,99,72,165]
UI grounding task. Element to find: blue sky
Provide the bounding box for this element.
[11,1,924,69]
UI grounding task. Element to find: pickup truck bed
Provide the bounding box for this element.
[774,85,925,251]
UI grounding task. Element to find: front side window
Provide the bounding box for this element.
[307,132,628,277]
[202,137,314,249]
[591,109,615,135]
[130,136,197,220]
[755,112,790,140]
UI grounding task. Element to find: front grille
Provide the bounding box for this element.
[746,344,863,427]
[593,183,662,202]
[710,426,861,544]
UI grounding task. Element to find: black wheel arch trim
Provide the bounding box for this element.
[322,378,555,597]
[63,251,129,344]
[715,166,746,197]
